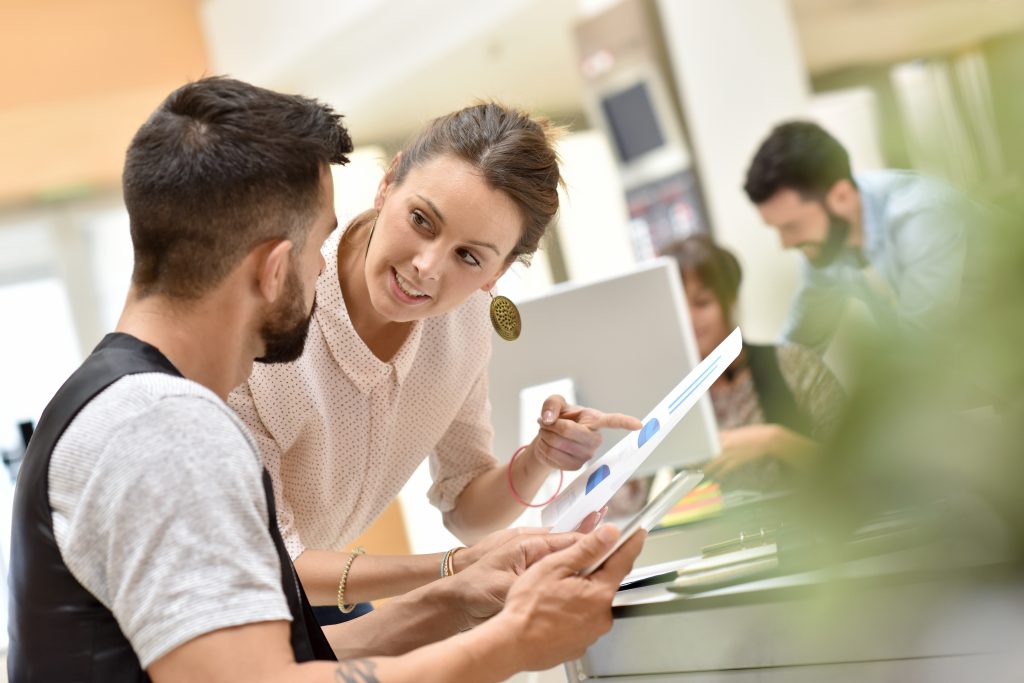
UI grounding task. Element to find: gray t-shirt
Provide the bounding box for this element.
[48,372,292,669]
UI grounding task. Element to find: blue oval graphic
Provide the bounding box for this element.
[585,465,611,494]
[638,418,661,449]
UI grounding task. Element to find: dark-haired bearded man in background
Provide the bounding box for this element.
[744,120,991,354]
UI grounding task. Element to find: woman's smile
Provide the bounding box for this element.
[390,267,432,304]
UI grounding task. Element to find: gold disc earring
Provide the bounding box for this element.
[489,292,522,341]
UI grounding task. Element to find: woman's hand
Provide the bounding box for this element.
[529,394,642,471]
[704,423,818,483]
[454,527,549,573]
[454,514,607,576]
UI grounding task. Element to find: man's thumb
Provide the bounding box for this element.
[543,524,620,572]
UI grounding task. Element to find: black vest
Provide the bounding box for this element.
[745,343,814,438]
[8,333,334,682]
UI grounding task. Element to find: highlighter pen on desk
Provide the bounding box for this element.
[702,526,777,558]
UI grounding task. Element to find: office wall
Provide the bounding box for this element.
[656,0,809,343]
[0,0,207,206]
[554,130,635,284]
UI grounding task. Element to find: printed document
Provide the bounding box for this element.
[541,327,742,533]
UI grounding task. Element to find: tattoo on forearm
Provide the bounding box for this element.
[334,659,379,683]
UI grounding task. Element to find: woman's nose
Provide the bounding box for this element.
[412,245,444,281]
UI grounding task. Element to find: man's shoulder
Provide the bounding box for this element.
[49,371,268,565]
[47,376,290,671]
[55,372,258,476]
[859,170,965,214]
[95,373,245,436]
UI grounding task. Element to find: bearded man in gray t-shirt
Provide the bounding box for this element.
[8,77,643,683]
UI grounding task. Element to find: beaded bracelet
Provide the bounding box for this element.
[507,445,564,508]
[336,546,366,613]
[440,546,464,578]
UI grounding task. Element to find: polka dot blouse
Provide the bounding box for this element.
[228,230,497,558]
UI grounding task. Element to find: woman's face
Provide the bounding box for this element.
[365,154,522,323]
[683,271,731,359]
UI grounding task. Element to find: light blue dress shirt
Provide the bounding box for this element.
[781,170,984,353]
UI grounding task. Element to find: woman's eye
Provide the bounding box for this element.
[411,211,432,232]
[457,249,481,267]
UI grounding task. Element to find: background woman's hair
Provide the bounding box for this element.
[660,234,743,320]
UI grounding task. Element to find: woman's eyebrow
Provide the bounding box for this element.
[416,194,501,256]
[468,239,501,256]
[416,194,445,224]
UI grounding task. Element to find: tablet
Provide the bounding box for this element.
[580,470,704,576]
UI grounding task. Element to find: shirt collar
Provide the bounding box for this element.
[315,229,422,394]
[855,171,884,263]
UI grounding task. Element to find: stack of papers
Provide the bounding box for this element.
[657,481,724,528]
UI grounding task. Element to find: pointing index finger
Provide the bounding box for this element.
[590,412,643,431]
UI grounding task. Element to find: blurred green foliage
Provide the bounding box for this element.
[802,195,1024,567]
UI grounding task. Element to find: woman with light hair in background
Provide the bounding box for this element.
[230,102,641,625]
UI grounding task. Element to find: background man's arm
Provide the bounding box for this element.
[891,207,968,332]
[780,266,849,354]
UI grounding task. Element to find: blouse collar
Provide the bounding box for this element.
[315,230,423,393]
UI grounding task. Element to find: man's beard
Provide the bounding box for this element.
[806,207,851,269]
[255,269,316,365]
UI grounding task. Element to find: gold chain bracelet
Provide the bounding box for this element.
[336,546,366,613]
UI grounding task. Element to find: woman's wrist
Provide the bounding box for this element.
[518,440,553,477]
[507,444,563,508]
[447,546,464,575]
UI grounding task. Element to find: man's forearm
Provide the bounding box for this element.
[327,618,519,683]
[250,628,515,683]
[149,609,518,683]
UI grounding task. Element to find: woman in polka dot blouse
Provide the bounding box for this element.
[229,102,641,623]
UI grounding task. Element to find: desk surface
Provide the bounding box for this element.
[572,499,1024,682]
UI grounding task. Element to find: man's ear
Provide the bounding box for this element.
[374,152,402,212]
[256,239,294,304]
[480,260,514,293]
[826,178,857,217]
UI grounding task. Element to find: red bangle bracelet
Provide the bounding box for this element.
[507,445,564,508]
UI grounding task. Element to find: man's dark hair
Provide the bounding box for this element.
[122,76,352,299]
[743,121,853,204]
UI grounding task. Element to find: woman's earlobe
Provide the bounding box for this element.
[482,262,514,292]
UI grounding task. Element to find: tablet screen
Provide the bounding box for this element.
[580,470,704,576]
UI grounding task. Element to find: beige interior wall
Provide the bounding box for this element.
[0,0,414,555]
[346,501,412,556]
[0,0,209,206]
